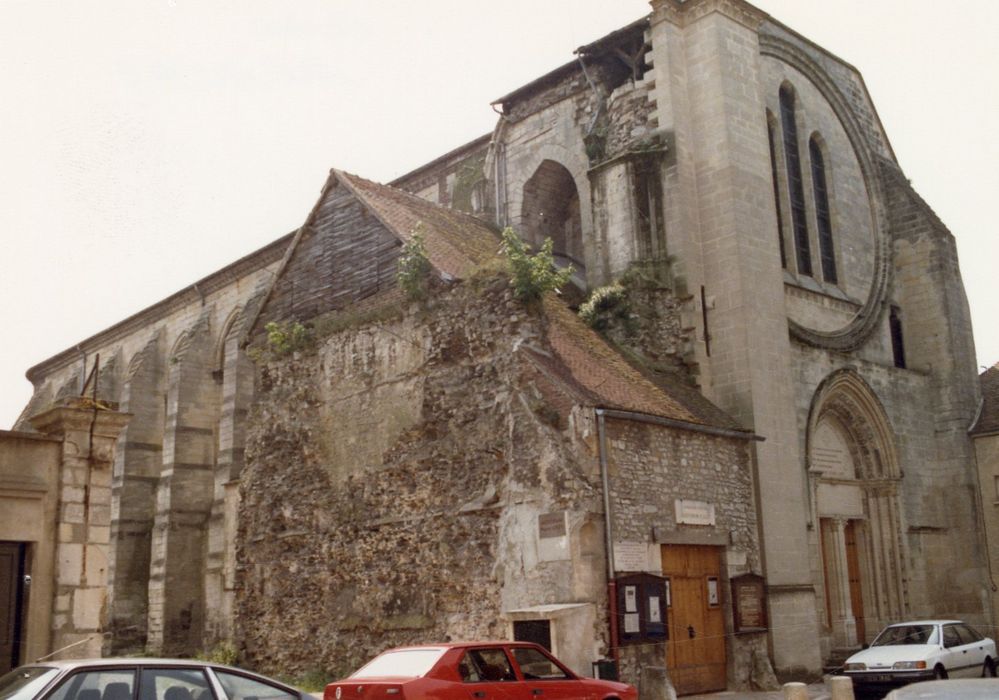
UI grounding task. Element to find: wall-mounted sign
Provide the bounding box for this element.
[614,541,649,572]
[674,499,716,526]
[707,576,719,607]
[538,512,567,539]
[731,573,767,632]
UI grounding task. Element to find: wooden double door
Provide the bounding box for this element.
[661,545,726,696]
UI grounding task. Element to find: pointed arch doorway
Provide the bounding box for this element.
[808,371,906,651]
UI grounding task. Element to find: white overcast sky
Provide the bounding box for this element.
[1,0,997,429]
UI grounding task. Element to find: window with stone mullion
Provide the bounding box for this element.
[779,86,812,277]
[809,136,838,284]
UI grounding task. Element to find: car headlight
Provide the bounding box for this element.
[843,663,866,671]
[892,661,927,670]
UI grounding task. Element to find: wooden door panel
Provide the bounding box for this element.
[661,545,726,696]
[845,521,865,642]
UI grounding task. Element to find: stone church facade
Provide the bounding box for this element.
[3,0,988,694]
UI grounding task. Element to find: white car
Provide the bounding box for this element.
[843,620,997,693]
[0,658,311,700]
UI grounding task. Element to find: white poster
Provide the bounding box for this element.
[624,585,637,612]
[648,596,661,623]
[624,613,640,634]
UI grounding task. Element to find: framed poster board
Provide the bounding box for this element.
[731,573,767,632]
[616,573,669,644]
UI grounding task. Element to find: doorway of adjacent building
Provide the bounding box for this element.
[661,545,726,696]
[0,542,26,673]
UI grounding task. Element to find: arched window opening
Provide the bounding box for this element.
[779,85,812,277]
[889,305,906,369]
[521,160,585,284]
[766,113,788,269]
[809,136,837,284]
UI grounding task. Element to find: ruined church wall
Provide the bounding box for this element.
[238,279,607,677]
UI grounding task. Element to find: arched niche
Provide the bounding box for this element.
[520,159,586,284]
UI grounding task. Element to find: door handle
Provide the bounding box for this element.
[532,691,544,696]
[688,625,696,639]
[474,692,487,698]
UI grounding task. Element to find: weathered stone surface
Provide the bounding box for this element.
[239,278,602,676]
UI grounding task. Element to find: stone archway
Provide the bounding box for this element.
[520,160,585,276]
[807,371,906,651]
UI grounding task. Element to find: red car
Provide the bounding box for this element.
[324,642,636,700]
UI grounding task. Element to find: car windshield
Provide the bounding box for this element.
[351,649,448,679]
[0,667,60,700]
[871,624,936,646]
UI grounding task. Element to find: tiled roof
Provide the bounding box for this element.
[973,363,999,436]
[541,295,747,431]
[334,169,499,280]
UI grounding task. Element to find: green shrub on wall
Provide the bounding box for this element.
[500,227,573,302]
[397,228,432,301]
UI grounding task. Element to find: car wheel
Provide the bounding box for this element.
[934,665,948,680]
[984,657,997,678]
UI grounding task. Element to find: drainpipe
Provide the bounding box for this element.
[595,408,620,671]
[490,103,508,228]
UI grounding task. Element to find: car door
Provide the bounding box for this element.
[507,646,593,700]
[955,624,989,676]
[941,624,979,678]
[459,648,526,700]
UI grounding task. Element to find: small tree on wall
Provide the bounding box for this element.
[397,226,432,300]
[500,227,573,302]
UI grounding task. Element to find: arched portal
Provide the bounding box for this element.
[520,160,585,280]
[807,371,906,651]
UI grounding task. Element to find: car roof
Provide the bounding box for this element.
[379,641,543,652]
[885,620,965,627]
[25,659,235,670]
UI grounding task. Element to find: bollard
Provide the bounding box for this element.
[782,681,808,700]
[639,666,677,700]
[829,675,855,700]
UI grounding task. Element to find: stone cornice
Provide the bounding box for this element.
[26,233,293,383]
[651,0,769,31]
[30,402,131,440]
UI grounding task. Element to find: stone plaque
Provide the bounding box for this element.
[614,541,649,572]
[674,499,715,526]
[538,512,566,539]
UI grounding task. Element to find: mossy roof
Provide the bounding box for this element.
[334,169,499,280]
[540,295,746,432]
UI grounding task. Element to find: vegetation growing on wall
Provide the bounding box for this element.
[579,282,629,331]
[450,156,487,213]
[397,227,432,301]
[264,321,312,356]
[500,228,573,302]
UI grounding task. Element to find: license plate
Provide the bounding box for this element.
[869,674,893,682]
